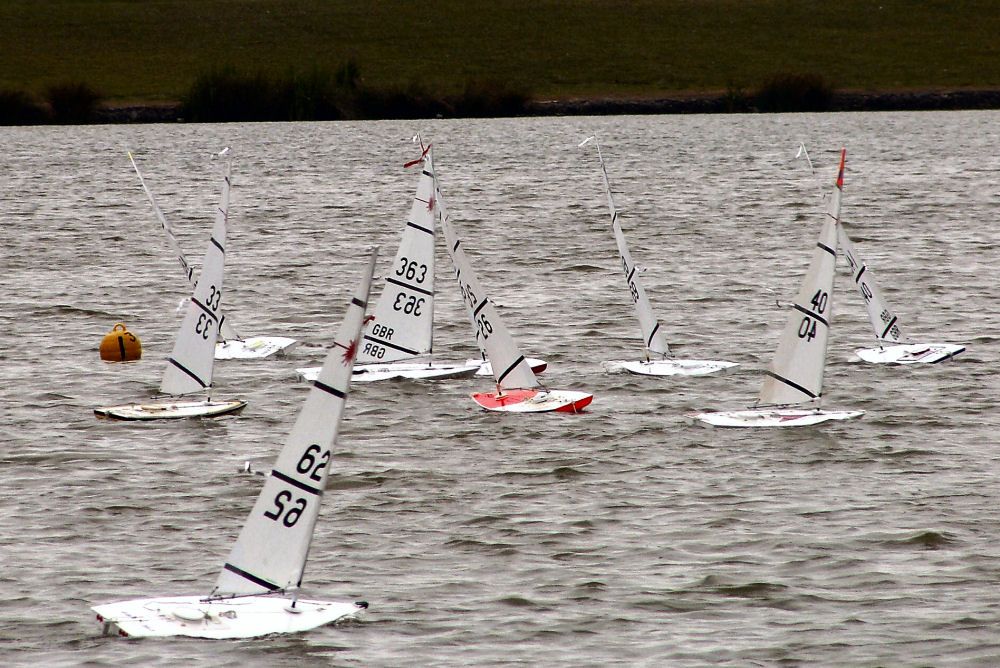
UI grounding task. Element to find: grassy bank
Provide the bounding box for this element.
[2,0,999,107]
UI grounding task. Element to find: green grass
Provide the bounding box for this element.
[2,0,999,104]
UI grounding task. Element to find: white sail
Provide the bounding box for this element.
[159,166,230,396]
[758,149,844,407]
[435,178,538,391]
[837,225,905,344]
[590,139,670,357]
[356,147,436,364]
[129,152,240,342]
[212,249,377,597]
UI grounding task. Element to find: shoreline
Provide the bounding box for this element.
[93,89,1000,124]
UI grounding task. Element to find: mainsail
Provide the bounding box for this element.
[355,147,436,364]
[837,225,905,345]
[434,177,538,391]
[159,165,230,396]
[758,149,844,407]
[212,249,376,596]
[590,138,671,358]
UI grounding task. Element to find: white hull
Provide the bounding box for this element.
[296,360,481,383]
[93,595,366,639]
[604,359,739,376]
[94,399,247,421]
[854,342,965,365]
[473,357,547,376]
[690,407,864,428]
[216,336,298,360]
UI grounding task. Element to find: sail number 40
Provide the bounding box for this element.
[798,290,828,342]
[262,445,331,528]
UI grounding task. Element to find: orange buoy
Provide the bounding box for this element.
[100,322,142,362]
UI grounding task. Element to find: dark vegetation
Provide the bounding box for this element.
[1,0,999,124]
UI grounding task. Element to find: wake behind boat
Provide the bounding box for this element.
[296,140,479,383]
[579,136,737,377]
[690,149,863,427]
[129,151,297,360]
[434,158,592,414]
[92,249,378,639]
[95,161,246,421]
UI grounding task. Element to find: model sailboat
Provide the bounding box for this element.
[95,162,247,421]
[580,136,738,376]
[691,150,863,427]
[296,143,480,383]
[434,166,592,413]
[839,224,965,364]
[129,151,297,360]
[92,250,377,638]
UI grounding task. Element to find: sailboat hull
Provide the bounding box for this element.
[472,389,593,413]
[92,595,366,639]
[94,399,247,421]
[474,357,547,376]
[606,359,739,376]
[689,407,864,428]
[216,336,298,360]
[296,361,481,383]
[854,342,965,365]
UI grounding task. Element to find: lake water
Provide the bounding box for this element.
[2,111,999,666]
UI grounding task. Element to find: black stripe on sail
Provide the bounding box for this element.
[363,334,420,355]
[854,265,867,284]
[351,297,367,308]
[879,316,898,339]
[422,169,433,177]
[646,322,660,348]
[452,240,460,252]
[406,220,434,235]
[473,299,488,317]
[817,242,836,257]
[496,355,526,385]
[626,266,636,283]
[167,358,208,387]
[792,303,829,327]
[223,563,280,591]
[271,469,323,496]
[313,379,346,399]
[191,297,220,323]
[210,236,225,254]
[385,276,433,297]
[764,371,818,399]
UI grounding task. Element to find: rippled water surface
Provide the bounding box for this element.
[2,112,1000,666]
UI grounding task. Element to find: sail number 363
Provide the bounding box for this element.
[262,444,331,528]
[797,289,828,342]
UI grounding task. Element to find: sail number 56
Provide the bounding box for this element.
[797,289,828,342]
